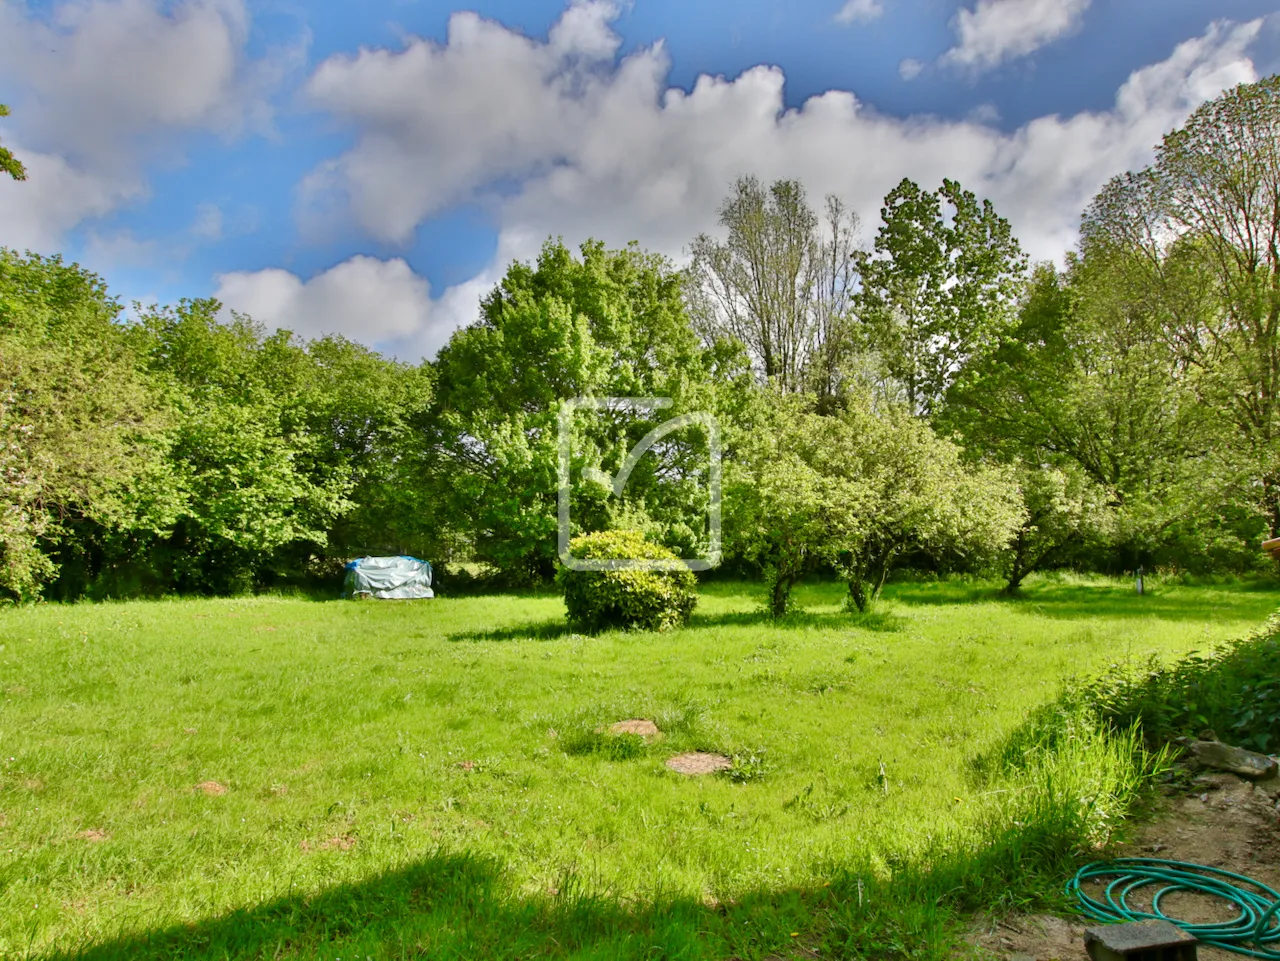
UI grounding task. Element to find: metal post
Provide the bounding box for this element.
[1136,565,1144,596]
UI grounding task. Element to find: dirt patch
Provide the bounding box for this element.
[195,780,227,796]
[967,912,1085,960]
[605,719,662,739]
[666,752,732,775]
[320,835,357,851]
[22,778,44,792]
[78,829,110,842]
[965,773,1280,961]
[456,760,477,772]
[182,727,198,735]
[253,625,277,633]
[61,897,92,915]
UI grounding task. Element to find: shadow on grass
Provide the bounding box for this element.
[687,608,907,633]
[446,607,909,641]
[28,850,687,960]
[24,847,887,961]
[26,831,1080,961]
[446,620,574,643]
[885,578,1280,624]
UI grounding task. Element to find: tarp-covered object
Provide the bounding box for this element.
[343,556,434,599]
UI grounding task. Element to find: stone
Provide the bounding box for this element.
[1085,920,1197,961]
[602,719,661,739]
[1182,739,1278,780]
[1253,774,1280,799]
[665,752,731,775]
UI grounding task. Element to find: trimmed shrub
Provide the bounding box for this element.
[555,530,697,633]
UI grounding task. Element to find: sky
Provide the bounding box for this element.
[1,0,1278,361]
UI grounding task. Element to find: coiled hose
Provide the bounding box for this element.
[1068,858,1280,959]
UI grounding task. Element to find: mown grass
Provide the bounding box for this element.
[0,573,1275,960]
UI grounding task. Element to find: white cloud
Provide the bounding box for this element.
[966,103,1001,124]
[835,0,884,26]
[214,256,433,347]
[300,4,635,244]
[278,11,1264,358]
[84,229,160,269]
[549,0,625,60]
[939,0,1092,73]
[0,0,296,253]
[0,143,143,252]
[191,203,224,241]
[898,57,925,80]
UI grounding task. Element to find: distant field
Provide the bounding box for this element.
[1,575,1276,960]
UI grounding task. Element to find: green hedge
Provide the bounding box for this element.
[555,530,698,633]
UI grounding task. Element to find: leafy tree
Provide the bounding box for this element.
[815,400,1022,611]
[685,177,860,404]
[855,178,1027,416]
[724,391,849,616]
[727,389,1022,614]
[1080,75,1280,534]
[1000,463,1113,594]
[126,301,355,593]
[275,333,436,562]
[943,260,1197,486]
[430,238,735,583]
[0,251,168,599]
[0,105,26,182]
[942,259,1211,571]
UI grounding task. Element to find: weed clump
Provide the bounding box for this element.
[560,729,647,760]
[1068,613,1280,752]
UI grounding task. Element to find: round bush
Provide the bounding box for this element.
[555,530,698,633]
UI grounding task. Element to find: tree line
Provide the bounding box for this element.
[1,76,1277,605]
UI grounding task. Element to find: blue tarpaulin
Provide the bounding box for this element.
[342,556,434,599]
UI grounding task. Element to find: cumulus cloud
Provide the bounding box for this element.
[549,0,626,60]
[191,203,224,241]
[84,229,161,270]
[834,0,884,26]
[898,57,925,80]
[62,202,233,274]
[0,0,295,252]
[300,2,632,244]
[0,143,143,252]
[939,0,1092,73]
[271,9,1265,358]
[214,255,433,347]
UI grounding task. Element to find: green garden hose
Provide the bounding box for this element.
[1068,858,1280,959]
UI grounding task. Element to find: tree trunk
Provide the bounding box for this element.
[1001,566,1026,595]
[1002,531,1029,594]
[769,572,794,618]
[1265,471,1280,539]
[846,576,869,613]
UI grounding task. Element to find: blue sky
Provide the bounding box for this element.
[1,0,1278,359]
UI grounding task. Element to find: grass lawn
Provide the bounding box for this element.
[1,574,1276,960]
